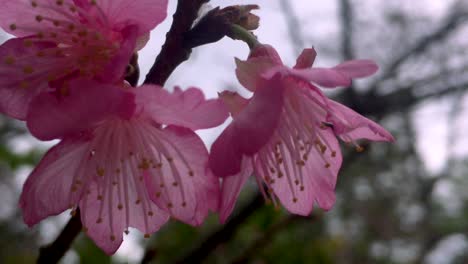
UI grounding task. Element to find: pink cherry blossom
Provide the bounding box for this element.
[209,45,394,222]
[0,0,168,119]
[20,79,228,254]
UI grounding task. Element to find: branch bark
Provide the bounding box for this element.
[37,210,82,264]
[144,0,209,85]
[173,193,264,264]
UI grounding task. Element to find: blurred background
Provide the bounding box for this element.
[1,0,468,263]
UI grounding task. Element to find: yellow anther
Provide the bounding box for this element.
[4,56,15,65]
[96,167,105,177]
[23,66,34,74]
[23,40,33,47]
[19,81,29,89]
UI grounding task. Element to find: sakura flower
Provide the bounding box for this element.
[20,79,228,254]
[209,45,394,222]
[0,0,168,119]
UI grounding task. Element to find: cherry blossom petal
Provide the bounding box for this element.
[27,79,135,141]
[96,24,139,83]
[209,76,285,178]
[80,182,169,255]
[19,135,91,226]
[145,126,219,225]
[287,67,352,88]
[327,100,395,142]
[0,0,79,36]
[294,48,317,69]
[135,85,229,130]
[235,57,278,92]
[218,91,249,118]
[0,37,55,119]
[333,60,378,78]
[219,157,253,223]
[74,0,168,35]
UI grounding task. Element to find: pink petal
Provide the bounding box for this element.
[218,91,249,117]
[294,48,317,69]
[327,100,395,142]
[75,0,168,35]
[209,76,285,178]
[333,60,379,78]
[0,37,55,119]
[248,44,283,65]
[256,129,341,215]
[235,57,279,92]
[96,25,139,83]
[19,135,91,227]
[287,68,352,88]
[219,157,253,223]
[135,85,229,130]
[145,126,219,226]
[0,1,79,36]
[27,79,135,141]
[80,182,169,255]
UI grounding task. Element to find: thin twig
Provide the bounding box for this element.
[37,210,82,264]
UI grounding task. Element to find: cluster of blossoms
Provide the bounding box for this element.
[0,0,393,254]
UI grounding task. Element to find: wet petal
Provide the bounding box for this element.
[145,126,219,225]
[219,157,253,223]
[27,79,135,140]
[327,100,395,142]
[209,75,285,178]
[19,135,91,226]
[293,48,317,69]
[135,85,229,130]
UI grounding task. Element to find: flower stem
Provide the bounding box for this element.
[228,24,261,49]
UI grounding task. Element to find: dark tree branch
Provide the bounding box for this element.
[144,0,209,85]
[373,8,468,86]
[279,0,304,53]
[340,0,354,60]
[37,210,82,264]
[173,193,264,264]
[230,214,318,264]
